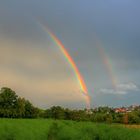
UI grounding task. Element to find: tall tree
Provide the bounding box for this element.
[0,87,18,109]
[0,87,18,117]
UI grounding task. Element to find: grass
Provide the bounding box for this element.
[0,119,140,140]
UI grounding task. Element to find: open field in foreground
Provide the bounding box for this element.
[0,119,140,140]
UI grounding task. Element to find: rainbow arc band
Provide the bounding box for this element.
[38,22,90,109]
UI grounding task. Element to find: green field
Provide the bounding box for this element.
[0,119,140,140]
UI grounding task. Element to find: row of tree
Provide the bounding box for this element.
[1,87,140,124]
[44,106,140,124]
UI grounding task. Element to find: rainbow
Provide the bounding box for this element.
[38,22,90,109]
[95,37,118,90]
[99,47,117,90]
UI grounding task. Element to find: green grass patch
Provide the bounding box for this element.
[0,119,140,140]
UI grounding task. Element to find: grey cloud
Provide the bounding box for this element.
[99,82,139,95]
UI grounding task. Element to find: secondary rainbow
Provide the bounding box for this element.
[95,37,118,90]
[38,22,90,109]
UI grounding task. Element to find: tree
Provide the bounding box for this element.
[128,112,140,124]
[0,87,39,118]
[24,100,39,118]
[45,106,65,119]
[0,87,18,117]
[0,87,18,109]
[93,113,106,122]
[16,97,26,118]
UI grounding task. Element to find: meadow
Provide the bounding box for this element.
[0,119,140,140]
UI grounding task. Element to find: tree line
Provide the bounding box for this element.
[1,87,140,124]
[0,87,40,118]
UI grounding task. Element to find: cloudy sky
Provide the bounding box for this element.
[0,0,140,108]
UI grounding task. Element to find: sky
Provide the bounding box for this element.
[0,0,140,108]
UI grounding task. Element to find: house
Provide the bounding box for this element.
[115,108,127,113]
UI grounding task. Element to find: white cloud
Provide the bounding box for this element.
[99,82,139,95]
[116,83,139,91]
[99,89,127,95]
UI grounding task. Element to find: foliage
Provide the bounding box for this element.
[1,87,140,125]
[0,87,39,118]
